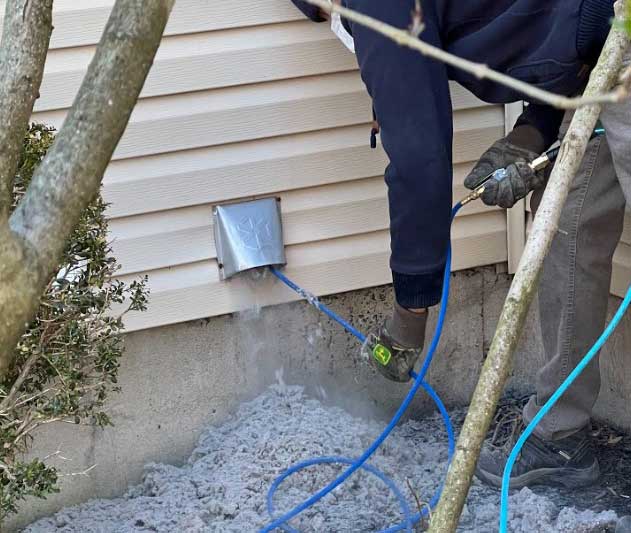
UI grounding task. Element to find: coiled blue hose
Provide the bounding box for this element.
[500,282,631,532]
[261,204,463,533]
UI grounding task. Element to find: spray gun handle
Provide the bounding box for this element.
[460,127,605,206]
[460,151,555,206]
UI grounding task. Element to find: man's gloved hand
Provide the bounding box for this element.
[464,125,547,209]
[368,303,427,382]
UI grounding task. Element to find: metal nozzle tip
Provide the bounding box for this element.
[460,185,485,206]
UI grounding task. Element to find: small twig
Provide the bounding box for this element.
[43,449,70,462]
[12,386,57,409]
[406,477,424,512]
[0,461,15,480]
[406,478,431,531]
[409,0,424,37]
[0,350,40,412]
[57,464,97,478]
[16,416,63,444]
[41,353,69,390]
[489,411,521,449]
[304,0,628,109]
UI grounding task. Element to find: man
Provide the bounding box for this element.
[290,0,631,519]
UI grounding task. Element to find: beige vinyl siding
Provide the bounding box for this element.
[607,215,631,298]
[29,1,509,332]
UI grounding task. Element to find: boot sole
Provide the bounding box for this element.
[475,459,600,490]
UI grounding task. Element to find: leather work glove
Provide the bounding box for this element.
[464,125,547,209]
[368,303,427,382]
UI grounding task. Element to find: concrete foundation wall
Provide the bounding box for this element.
[11,266,631,530]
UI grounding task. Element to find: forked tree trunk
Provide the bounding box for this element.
[0,0,175,380]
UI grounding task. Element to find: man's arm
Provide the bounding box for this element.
[348,1,453,311]
[514,103,564,150]
[290,0,330,22]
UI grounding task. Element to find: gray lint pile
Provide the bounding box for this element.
[26,385,617,533]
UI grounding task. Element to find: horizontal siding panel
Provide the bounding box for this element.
[103,125,388,218]
[39,24,486,114]
[0,0,304,50]
[119,211,508,331]
[109,172,498,275]
[621,213,631,245]
[35,72,372,159]
[612,243,631,298]
[37,23,357,112]
[33,74,496,162]
[102,115,502,218]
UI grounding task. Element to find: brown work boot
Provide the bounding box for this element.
[368,303,427,382]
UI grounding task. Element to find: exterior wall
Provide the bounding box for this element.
[611,216,631,297]
[21,0,509,332]
[7,2,631,529]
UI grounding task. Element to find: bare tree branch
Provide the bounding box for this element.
[304,0,628,110]
[0,351,39,413]
[0,0,175,379]
[0,0,52,220]
[429,4,630,531]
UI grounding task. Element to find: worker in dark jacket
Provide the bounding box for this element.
[290,0,631,516]
[292,0,609,362]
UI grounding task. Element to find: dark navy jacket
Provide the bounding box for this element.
[291,0,613,308]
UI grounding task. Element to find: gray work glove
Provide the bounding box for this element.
[464,125,547,209]
[368,303,427,383]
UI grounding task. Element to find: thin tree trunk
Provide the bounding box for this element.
[429,7,630,532]
[0,0,53,219]
[0,0,175,379]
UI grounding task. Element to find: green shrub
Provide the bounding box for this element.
[0,124,148,520]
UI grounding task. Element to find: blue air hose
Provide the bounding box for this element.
[266,456,414,533]
[261,204,463,533]
[267,267,366,343]
[500,282,631,533]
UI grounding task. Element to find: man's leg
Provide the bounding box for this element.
[476,122,626,489]
[528,48,631,439]
[524,129,625,439]
[344,1,455,381]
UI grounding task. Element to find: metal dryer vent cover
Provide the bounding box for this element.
[213,197,286,280]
